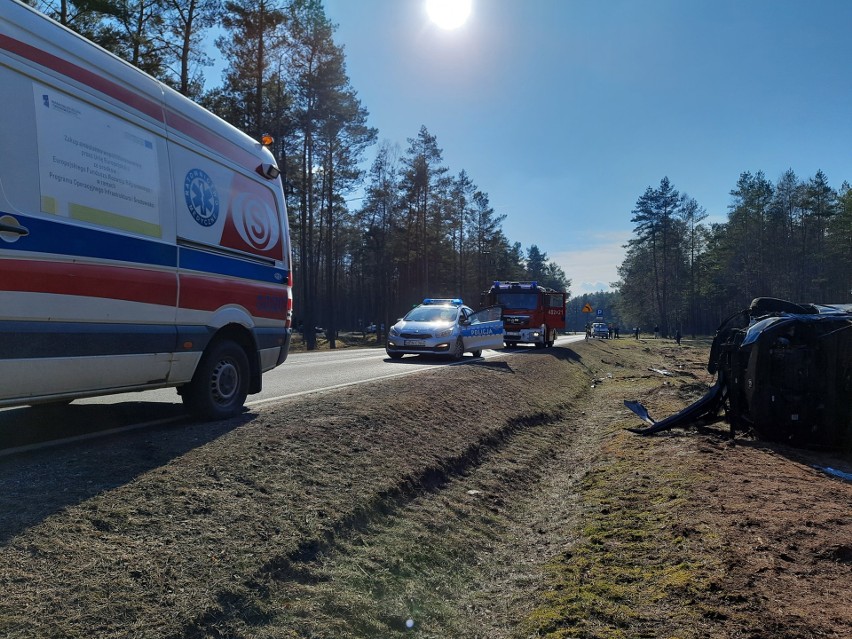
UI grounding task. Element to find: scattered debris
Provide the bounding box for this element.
[815,466,852,482]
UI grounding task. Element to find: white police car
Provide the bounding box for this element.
[386,299,504,359]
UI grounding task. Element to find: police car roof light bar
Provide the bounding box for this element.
[422,298,464,306]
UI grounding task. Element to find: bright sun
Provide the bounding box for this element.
[426,0,472,30]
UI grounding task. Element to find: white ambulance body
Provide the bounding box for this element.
[0,1,292,419]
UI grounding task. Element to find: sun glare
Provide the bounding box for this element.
[426,0,472,30]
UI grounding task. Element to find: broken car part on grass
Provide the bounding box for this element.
[626,298,852,449]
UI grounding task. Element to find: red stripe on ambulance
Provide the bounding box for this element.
[2,259,176,306]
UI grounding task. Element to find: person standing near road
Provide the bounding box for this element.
[634,326,639,340]
[654,324,659,339]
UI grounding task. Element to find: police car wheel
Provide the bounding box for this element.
[388,352,403,360]
[183,339,250,420]
[471,349,482,358]
[452,338,464,360]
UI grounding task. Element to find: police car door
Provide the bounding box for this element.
[461,306,504,351]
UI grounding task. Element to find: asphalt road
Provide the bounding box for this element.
[83,333,583,408]
[0,334,584,452]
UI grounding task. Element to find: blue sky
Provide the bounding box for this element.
[280,0,852,295]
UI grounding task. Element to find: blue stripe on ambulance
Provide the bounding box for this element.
[1,211,289,283]
[178,245,286,283]
[1,213,176,266]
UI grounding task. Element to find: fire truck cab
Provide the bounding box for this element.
[481,281,566,349]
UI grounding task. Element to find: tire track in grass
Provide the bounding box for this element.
[170,410,578,638]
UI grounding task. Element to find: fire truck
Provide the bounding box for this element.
[481,281,566,348]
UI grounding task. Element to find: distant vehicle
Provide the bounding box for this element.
[365,323,377,333]
[386,298,504,359]
[480,281,566,348]
[591,322,609,338]
[0,1,292,419]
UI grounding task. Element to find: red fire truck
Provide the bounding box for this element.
[481,281,566,348]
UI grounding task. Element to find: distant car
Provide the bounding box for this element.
[386,298,504,359]
[365,323,377,333]
[592,322,609,338]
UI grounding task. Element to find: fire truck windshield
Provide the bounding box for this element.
[496,293,539,309]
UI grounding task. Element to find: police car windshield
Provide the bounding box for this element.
[404,306,457,323]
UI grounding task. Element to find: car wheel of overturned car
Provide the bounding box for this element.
[182,339,250,421]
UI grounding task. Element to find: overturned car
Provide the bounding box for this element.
[626,298,852,449]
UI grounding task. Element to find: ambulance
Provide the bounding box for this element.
[0,1,292,419]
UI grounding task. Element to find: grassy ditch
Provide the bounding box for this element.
[525,435,717,639]
[523,339,726,639]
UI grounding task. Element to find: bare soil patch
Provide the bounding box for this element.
[0,338,849,638]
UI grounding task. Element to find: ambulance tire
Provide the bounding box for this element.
[183,339,250,421]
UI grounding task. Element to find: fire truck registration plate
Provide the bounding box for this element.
[405,339,426,346]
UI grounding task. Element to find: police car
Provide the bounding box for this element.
[386,299,504,359]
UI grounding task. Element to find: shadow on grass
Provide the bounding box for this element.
[508,344,583,363]
[0,404,253,544]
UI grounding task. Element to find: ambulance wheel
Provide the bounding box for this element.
[183,339,250,420]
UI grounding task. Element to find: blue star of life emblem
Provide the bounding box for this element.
[184,169,219,227]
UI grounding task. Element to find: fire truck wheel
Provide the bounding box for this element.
[547,329,556,347]
[452,337,465,360]
[183,339,250,421]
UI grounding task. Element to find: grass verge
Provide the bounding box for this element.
[523,340,724,639]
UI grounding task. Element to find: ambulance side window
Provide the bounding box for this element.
[5,70,170,241]
[39,90,166,239]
